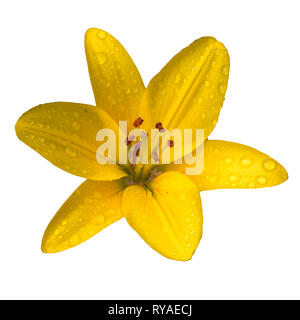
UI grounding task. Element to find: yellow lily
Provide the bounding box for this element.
[15,28,288,261]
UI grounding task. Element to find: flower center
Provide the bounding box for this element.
[122,117,173,184]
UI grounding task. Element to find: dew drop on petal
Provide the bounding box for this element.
[219,84,226,94]
[174,73,182,84]
[225,157,233,164]
[222,66,229,76]
[72,122,81,130]
[248,182,256,188]
[97,30,107,40]
[94,215,105,224]
[263,159,276,171]
[229,173,240,183]
[97,52,108,65]
[69,234,81,246]
[240,157,254,167]
[256,176,267,185]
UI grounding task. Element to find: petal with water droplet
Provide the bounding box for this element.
[147,37,230,141]
[165,140,288,190]
[15,102,127,180]
[85,28,148,126]
[122,171,202,261]
[42,179,125,253]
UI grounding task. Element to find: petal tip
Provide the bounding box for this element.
[85,28,109,44]
[275,163,288,186]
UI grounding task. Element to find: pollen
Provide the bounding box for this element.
[133,117,144,127]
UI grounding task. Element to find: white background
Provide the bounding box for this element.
[0,0,299,300]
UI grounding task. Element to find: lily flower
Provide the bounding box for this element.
[15,28,288,261]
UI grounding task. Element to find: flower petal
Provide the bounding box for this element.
[166,140,288,190]
[122,171,202,261]
[147,37,229,139]
[15,102,127,180]
[85,28,147,126]
[42,179,125,253]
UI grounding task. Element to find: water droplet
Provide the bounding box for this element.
[61,219,68,226]
[222,66,229,76]
[204,80,210,87]
[219,84,226,94]
[50,143,56,150]
[65,147,76,157]
[97,30,107,40]
[263,159,276,171]
[69,234,81,246]
[72,121,80,130]
[229,173,240,182]
[97,52,107,65]
[240,157,254,167]
[225,157,233,164]
[174,73,182,84]
[94,215,105,224]
[256,176,267,185]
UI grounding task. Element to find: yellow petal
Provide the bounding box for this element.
[122,171,202,261]
[147,37,229,139]
[42,179,125,253]
[166,140,288,190]
[15,102,127,180]
[85,28,148,127]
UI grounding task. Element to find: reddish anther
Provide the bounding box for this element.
[168,139,174,148]
[133,117,144,127]
[155,122,164,131]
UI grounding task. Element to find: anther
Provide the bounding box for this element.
[133,117,144,127]
[155,122,165,132]
[168,139,174,148]
[125,135,135,146]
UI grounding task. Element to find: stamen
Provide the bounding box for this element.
[168,139,174,148]
[155,122,165,132]
[133,117,144,127]
[130,140,142,164]
[151,151,159,163]
[125,135,135,146]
